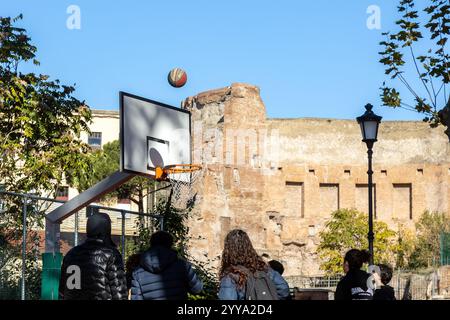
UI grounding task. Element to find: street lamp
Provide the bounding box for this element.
[356,104,382,265]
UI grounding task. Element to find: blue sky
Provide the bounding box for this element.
[1,0,438,120]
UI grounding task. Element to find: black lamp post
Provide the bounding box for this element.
[356,104,382,265]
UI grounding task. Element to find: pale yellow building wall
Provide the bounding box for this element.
[62,110,141,236]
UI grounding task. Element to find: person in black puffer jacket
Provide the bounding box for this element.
[334,249,374,300]
[59,212,127,300]
[131,231,203,300]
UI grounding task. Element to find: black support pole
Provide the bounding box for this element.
[21,196,27,301]
[121,210,126,260]
[367,142,374,265]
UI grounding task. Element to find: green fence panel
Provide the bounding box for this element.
[440,232,450,266]
[41,252,62,300]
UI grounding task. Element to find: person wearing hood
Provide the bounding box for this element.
[59,212,127,300]
[130,231,203,300]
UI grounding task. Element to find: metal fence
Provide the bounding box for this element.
[286,275,342,290]
[0,191,163,300]
[285,269,444,300]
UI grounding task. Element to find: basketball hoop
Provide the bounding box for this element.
[155,164,203,209]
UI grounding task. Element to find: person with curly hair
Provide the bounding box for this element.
[218,229,290,300]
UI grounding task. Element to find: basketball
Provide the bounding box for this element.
[168,68,187,88]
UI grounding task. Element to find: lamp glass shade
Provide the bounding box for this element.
[360,120,379,141]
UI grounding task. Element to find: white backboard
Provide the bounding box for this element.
[120,92,191,177]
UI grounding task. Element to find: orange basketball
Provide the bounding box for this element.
[168,68,187,88]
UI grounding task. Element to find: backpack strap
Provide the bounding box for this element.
[261,271,279,300]
[232,266,255,300]
[245,274,257,300]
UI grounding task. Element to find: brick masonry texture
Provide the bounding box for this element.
[182,83,450,276]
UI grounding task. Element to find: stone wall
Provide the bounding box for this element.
[182,83,450,276]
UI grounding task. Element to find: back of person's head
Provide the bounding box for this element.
[378,264,393,285]
[86,212,115,247]
[220,229,268,287]
[125,253,142,289]
[150,231,174,248]
[344,249,370,271]
[268,260,285,275]
[126,253,142,274]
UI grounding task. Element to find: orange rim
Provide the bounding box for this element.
[155,164,202,180]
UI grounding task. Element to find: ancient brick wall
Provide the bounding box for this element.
[183,83,450,276]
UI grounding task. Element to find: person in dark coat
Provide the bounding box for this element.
[268,260,285,276]
[125,253,142,297]
[334,249,373,300]
[59,212,127,300]
[218,229,290,300]
[373,264,396,300]
[130,231,203,300]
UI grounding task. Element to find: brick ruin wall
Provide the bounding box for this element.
[182,83,450,276]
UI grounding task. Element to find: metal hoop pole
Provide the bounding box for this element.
[74,211,79,246]
[21,196,27,301]
[159,216,164,231]
[121,210,126,260]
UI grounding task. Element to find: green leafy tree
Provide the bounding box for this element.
[0,15,92,299]
[396,225,417,269]
[380,0,450,139]
[0,16,92,192]
[408,210,450,268]
[318,209,398,274]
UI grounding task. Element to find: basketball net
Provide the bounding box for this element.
[160,165,203,209]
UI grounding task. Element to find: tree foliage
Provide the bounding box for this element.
[0,15,91,299]
[317,209,398,274]
[408,210,450,268]
[395,225,417,269]
[0,15,92,193]
[380,0,450,138]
